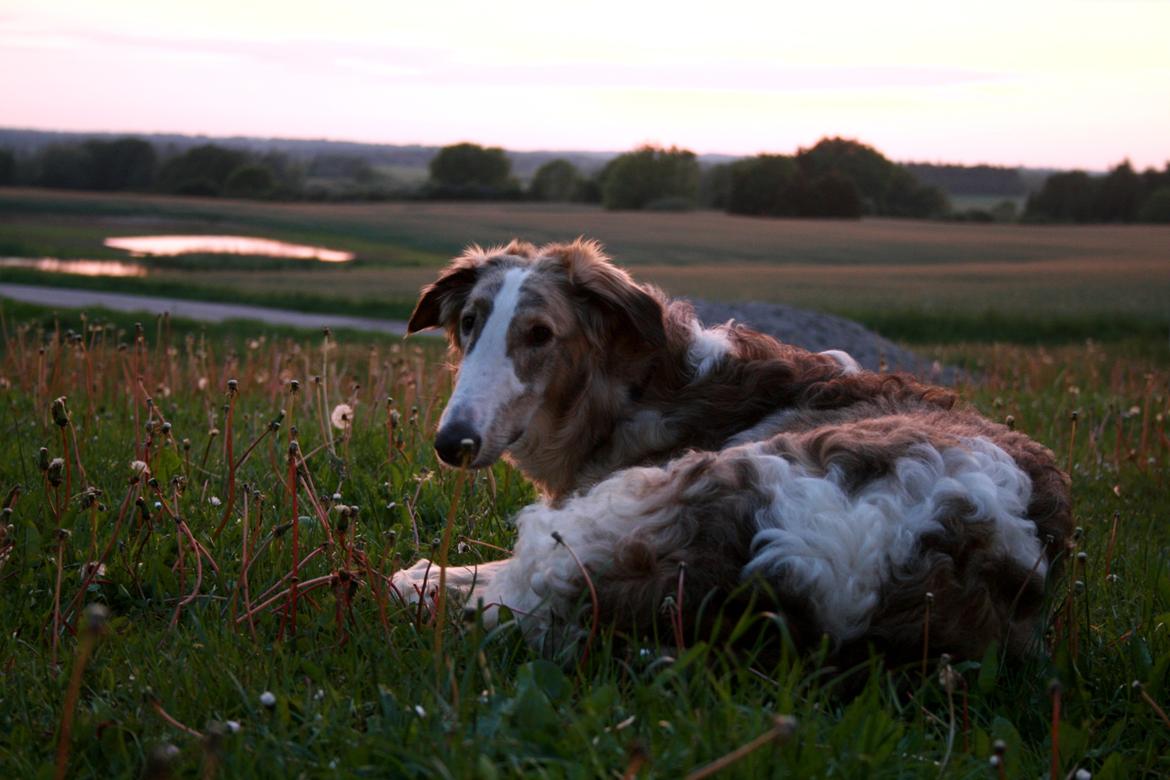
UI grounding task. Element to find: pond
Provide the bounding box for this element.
[0,257,147,277]
[104,235,354,263]
[0,235,356,278]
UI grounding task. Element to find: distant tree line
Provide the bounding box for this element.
[0,135,942,219]
[1023,161,1170,223]
[4,134,1165,224]
[529,138,948,219]
[0,138,304,198]
[706,138,948,218]
[903,163,1027,197]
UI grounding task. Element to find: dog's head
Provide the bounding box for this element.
[407,238,665,468]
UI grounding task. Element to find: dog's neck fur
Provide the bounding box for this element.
[506,300,954,501]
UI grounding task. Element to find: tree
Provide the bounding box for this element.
[1137,187,1170,223]
[83,138,156,191]
[0,148,14,186]
[429,143,511,188]
[600,145,699,210]
[795,137,945,217]
[529,159,582,202]
[36,144,93,189]
[156,144,249,196]
[1094,161,1142,222]
[726,155,798,216]
[698,163,734,209]
[808,171,864,218]
[1024,171,1096,222]
[883,167,948,218]
[223,164,277,199]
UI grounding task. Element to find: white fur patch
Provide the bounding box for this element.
[687,320,733,378]
[744,436,1044,641]
[819,349,862,375]
[441,267,531,432]
[397,434,1045,647]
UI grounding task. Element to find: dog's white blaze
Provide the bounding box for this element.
[744,436,1044,641]
[687,320,733,378]
[441,267,531,433]
[819,349,862,375]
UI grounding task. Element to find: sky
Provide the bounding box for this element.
[1,0,1168,169]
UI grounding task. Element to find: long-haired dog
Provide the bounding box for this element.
[393,239,1071,662]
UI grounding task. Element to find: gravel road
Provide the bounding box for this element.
[1,282,948,380]
[0,283,411,335]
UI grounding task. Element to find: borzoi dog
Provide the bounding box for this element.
[394,239,1071,661]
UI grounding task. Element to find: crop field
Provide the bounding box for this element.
[0,298,1167,777]
[2,188,1169,343]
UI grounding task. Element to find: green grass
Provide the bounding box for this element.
[3,187,1170,344]
[0,306,1167,778]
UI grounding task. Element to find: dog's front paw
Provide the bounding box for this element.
[391,558,436,604]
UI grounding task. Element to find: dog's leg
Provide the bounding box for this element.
[391,558,527,626]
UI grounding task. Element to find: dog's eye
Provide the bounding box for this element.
[460,314,475,334]
[528,325,553,347]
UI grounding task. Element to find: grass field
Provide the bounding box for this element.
[2,188,1169,343]
[0,299,1168,778]
[1,190,1168,775]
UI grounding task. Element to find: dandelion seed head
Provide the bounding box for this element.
[331,403,354,430]
[259,691,276,708]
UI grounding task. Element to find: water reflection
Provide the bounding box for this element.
[0,257,147,277]
[105,235,354,263]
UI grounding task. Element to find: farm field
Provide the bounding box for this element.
[0,299,1167,777]
[2,188,1169,343]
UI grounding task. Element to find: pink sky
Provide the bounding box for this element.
[1,0,1168,169]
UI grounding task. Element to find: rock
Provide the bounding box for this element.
[687,298,958,384]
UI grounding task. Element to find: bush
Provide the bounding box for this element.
[429,143,512,189]
[528,159,582,202]
[600,145,699,210]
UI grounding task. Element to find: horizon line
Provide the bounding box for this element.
[1,124,1148,174]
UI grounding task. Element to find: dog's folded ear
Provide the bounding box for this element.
[407,251,484,334]
[545,239,666,351]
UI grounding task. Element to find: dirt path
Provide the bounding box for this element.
[1,282,949,379]
[0,283,412,335]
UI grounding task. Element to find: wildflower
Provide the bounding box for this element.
[209,496,222,508]
[413,705,426,718]
[259,691,276,709]
[331,403,354,431]
[197,377,209,391]
[47,458,65,487]
[129,460,150,481]
[80,561,107,581]
[225,720,241,733]
[51,396,70,428]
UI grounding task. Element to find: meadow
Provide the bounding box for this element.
[1,187,1169,777]
[2,188,1169,343]
[0,297,1166,778]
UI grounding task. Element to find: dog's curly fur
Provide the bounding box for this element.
[395,238,1072,662]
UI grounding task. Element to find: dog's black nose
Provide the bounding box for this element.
[435,422,481,466]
